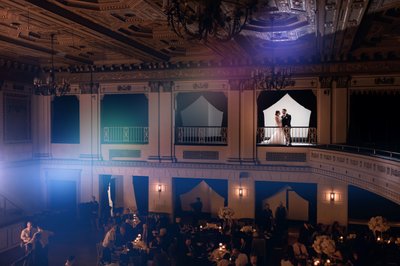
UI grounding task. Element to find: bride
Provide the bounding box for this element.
[267,110,285,145]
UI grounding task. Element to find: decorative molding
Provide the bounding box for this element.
[374,77,395,85]
[266,152,307,162]
[183,151,219,160]
[193,82,208,90]
[79,83,99,94]
[335,76,351,88]
[117,85,132,91]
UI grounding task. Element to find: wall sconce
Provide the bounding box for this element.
[157,184,162,193]
[330,192,335,201]
[239,188,243,197]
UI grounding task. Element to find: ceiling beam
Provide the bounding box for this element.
[27,0,170,62]
[0,34,93,65]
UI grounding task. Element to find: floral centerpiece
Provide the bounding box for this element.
[218,207,235,221]
[218,207,235,230]
[240,225,253,234]
[368,216,390,235]
[312,235,336,264]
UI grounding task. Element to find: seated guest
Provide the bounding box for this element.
[292,238,308,266]
[231,248,249,266]
[20,221,37,248]
[217,253,231,266]
[247,253,260,266]
[102,225,117,263]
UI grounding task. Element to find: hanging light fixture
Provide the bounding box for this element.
[165,0,256,41]
[250,66,295,90]
[33,34,70,96]
[243,14,295,91]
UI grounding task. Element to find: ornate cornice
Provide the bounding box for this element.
[56,61,400,84]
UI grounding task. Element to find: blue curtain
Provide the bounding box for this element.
[173,178,228,215]
[133,176,149,215]
[255,181,317,223]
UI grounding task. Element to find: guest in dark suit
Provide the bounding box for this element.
[281,108,292,146]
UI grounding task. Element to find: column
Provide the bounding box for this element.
[240,84,256,163]
[159,81,175,162]
[147,82,160,161]
[79,84,100,159]
[332,77,350,144]
[227,80,240,162]
[317,77,332,144]
[31,95,52,158]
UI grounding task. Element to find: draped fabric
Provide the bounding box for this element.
[348,185,400,221]
[51,96,80,143]
[173,178,228,215]
[348,91,400,151]
[255,181,317,223]
[109,178,116,206]
[175,92,228,127]
[99,175,112,219]
[132,176,149,215]
[257,90,317,128]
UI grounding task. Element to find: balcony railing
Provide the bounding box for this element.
[176,126,227,145]
[0,193,24,225]
[103,127,149,144]
[257,127,317,145]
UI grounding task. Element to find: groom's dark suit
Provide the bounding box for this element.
[281,113,292,145]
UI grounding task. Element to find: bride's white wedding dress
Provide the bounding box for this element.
[267,115,285,145]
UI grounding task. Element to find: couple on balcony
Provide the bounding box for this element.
[267,108,292,146]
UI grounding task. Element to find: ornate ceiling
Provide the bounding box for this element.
[0,0,398,71]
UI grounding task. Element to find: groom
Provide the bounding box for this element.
[281,108,292,146]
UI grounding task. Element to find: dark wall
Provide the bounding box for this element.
[51,96,80,143]
[348,91,400,151]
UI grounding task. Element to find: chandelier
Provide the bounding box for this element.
[33,34,70,96]
[249,66,295,90]
[165,0,256,41]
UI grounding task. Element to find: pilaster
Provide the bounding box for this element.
[80,90,100,159]
[32,95,52,158]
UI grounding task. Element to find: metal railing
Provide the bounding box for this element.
[0,194,24,222]
[103,127,149,144]
[257,127,317,145]
[175,126,227,145]
[320,144,400,160]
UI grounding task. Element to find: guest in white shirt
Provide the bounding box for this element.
[102,225,117,264]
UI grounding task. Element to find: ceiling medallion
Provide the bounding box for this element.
[165,0,257,41]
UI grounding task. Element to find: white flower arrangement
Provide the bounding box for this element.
[312,235,336,257]
[218,207,235,221]
[204,223,219,230]
[240,225,253,233]
[368,216,390,233]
